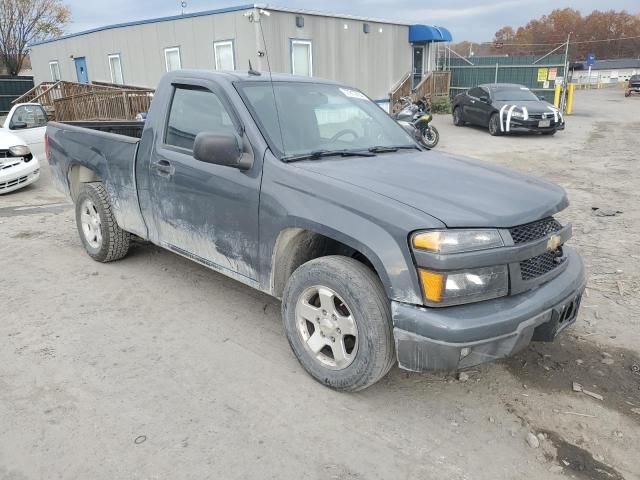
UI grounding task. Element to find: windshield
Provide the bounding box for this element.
[236,82,415,158]
[491,87,539,102]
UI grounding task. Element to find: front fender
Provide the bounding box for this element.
[259,156,445,304]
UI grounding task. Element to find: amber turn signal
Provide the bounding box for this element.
[418,269,444,303]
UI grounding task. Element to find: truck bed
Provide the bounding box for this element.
[47,120,147,238]
[59,121,145,139]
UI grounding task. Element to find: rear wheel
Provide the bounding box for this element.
[488,113,502,136]
[282,256,395,392]
[452,107,464,126]
[75,182,131,262]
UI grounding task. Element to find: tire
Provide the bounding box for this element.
[420,125,439,148]
[488,113,502,136]
[75,182,131,262]
[282,256,395,392]
[452,107,464,126]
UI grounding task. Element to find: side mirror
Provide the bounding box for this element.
[479,95,490,104]
[538,95,546,101]
[193,131,251,170]
[11,121,28,130]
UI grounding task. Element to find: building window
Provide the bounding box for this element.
[291,39,312,77]
[165,86,235,151]
[108,54,124,84]
[164,47,182,72]
[213,40,235,71]
[49,61,60,81]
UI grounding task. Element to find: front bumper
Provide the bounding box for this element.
[507,118,564,133]
[0,156,40,194]
[392,247,586,372]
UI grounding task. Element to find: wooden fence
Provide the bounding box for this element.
[53,90,154,121]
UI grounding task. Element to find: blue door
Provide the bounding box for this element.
[74,57,89,83]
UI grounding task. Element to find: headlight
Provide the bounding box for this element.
[9,145,30,157]
[419,265,509,306]
[511,111,525,119]
[412,230,503,254]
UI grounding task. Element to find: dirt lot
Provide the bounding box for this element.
[1,88,639,480]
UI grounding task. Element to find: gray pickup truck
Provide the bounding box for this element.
[46,70,586,391]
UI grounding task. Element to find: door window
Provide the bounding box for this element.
[214,41,235,71]
[164,47,182,72]
[165,87,235,151]
[108,54,124,84]
[10,105,48,129]
[291,40,312,77]
[412,46,424,88]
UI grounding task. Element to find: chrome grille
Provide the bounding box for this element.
[520,249,565,280]
[509,217,562,244]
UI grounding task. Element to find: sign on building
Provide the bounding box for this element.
[537,68,548,82]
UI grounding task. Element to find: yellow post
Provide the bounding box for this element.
[554,83,561,108]
[566,83,575,115]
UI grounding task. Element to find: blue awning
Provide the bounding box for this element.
[409,24,452,43]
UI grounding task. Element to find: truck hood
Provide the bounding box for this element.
[294,150,568,228]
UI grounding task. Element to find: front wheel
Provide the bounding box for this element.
[452,107,464,126]
[488,113,502,136]
[420,125,439,148]
[282,256,395,392]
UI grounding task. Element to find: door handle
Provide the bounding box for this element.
[151,160,175,177]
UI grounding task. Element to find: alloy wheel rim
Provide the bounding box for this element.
[490,116,498,134]
[80,199,102,249]
[295,285,359,370]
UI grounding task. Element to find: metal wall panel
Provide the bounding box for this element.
[447,55,566,102]
[0,76,35,113]
[30,8,413,100]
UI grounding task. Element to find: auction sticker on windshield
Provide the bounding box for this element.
[340,88,368,100]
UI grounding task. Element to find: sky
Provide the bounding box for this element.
[64,0,639,42]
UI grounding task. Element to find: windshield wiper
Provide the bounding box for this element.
[368,145,420,153]
[281,149,376,163]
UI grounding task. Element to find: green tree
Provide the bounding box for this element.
[0,0,70,75]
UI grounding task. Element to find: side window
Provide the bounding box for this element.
[10,105,48,129]
[467,87,484,98]
[291,39,312,76]
[214,40,235,71]
[49,61,61,81]
[165,87,235,151]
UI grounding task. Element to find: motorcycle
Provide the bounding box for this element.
[392,96,439,149]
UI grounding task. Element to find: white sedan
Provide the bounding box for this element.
[0,103,47,194]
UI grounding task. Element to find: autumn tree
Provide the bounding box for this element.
[0,0,70,75]
[489,8,640,60]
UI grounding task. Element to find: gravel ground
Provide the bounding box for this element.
[1,87,639,480]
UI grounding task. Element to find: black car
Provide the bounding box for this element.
[452,83,564,136]
[625,75,640,97]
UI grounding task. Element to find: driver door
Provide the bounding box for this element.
[146,82,261,282]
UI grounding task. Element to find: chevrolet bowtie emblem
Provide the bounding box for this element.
[547,234,561,251]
